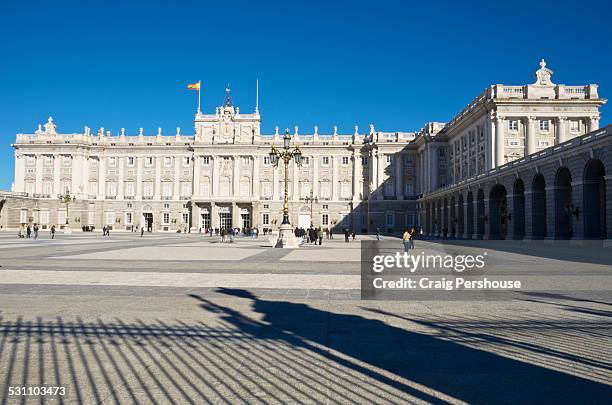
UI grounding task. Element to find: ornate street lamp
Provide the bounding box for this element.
[304,190,318,227]
[269,128,302,247]
[58,191,76,233]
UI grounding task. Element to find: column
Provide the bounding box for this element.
[98,156,106,197]
[495,116,504,167]
[486,117,494,169]
[81,155,90,197]
[606,176,612,242]
[272,163,279,200]
[556,116,567,144]
[570,181,585,240]
[482,198,492,239]
[395,153,403,199]
[332,156,339,201]
[212,156,219,196]
[544,185,556,240]
[352,151,360,201]
[292,160,299,201]
[377,152,385,196]
[430,146,438,191]
[232,156,240,197]
[71,154,84,197]
[523,191,534,239]
[117,156,124,199]
[53,154,61,197]
[35,155,43,194]
[526,116,536,156]
[252,156,260,199]
[173,156,180,199]
[211,202,218,229]
[462,201,470,239]
[154,157,161,199]
[588,116,599,132]
[312,156,320,197]
[14,153,25,193]
[232,202,240,228]
[193,156,201,196]
[505,194,515,240]
[369,152,376,198]
[136,156,143,199]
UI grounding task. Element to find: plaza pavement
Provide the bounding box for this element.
[0,231,610,404]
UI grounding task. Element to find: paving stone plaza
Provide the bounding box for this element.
[0,232,610,403]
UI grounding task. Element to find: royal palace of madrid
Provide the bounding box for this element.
[1,60,609,239]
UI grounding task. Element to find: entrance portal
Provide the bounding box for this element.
[143,213,153,232]
[219,212,232,230]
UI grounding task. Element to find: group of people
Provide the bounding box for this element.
[402,227,419,252]
[295,226,326,245]
[18,224,56,239]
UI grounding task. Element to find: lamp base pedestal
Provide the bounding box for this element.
[274,223,300,248]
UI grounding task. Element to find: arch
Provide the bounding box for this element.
[532,174,547,239]
[457,194,465,238]
[554,167,573,239]
[466,191,474,237]
[489,184,508,239]
[476,189,485,238]
[583,159,607,239]
[513,179,525,239]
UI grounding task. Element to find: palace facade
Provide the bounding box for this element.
[0,60,606,235]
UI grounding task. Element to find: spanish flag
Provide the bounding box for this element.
[187,81,201,90]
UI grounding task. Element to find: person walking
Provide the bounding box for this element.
[50,225,56,239]
[141,227,145,237]
[403,229,412,253]
[344,228,350,243]
[33,224,39,240]
[376,228,381,241]
[26,225,31,238]
[317,227,323,246]
[409,227,416,250]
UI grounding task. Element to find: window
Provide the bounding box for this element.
[539,140,550,147]
[183,156,191,167]
[322,156,330,166]
[439,149,446,158]
[108,157,117,167]
[106,182,117,197]
[105,211,115,225]
[61,180,70,195]
[241,156,250,165]
[26,156,35,166]
[340,182,351,199]
[202,156,210,166]
[386,212,395,227]
[320,182,331,199]
[43,181,52,195]
[163,203,170,209]
[125,182,135,197]
[89,182,97,196]
[20,209,28,223]
[539,120,550,132]
[200,179,211,197]
[261,181,272,198]
[182,213,189,224]
[321,214,329,226]
[125,212,133,225]
[362,157,368,165]
[164,157,172,167]
[127,203,132,208]
[143,182,154,197]
[181,182,191,197]
[341,156,349,165]
[145,157,154,167]
[508,139,519,147]
[58,210,67,225]
[262,213,270,226]
[62,156,71,166]
[162,213,170,225]
[404,154,413,165]
[263,204,269,209]
[386,155,393,164]
[162,182,172,197]
[570,120,580,132]
[508,120,519,131]
[404,183,413,196]
[384,181,394,196]
[40,210,49,225]
[301,156,310,166]
[322,204,329,210]
[263,156,271,166]
[240,178,251,196]
[88,211,95,225]
[45,155,53,165]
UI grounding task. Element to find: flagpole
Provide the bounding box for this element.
[197,80,201,113]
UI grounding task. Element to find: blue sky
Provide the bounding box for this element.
[1,0,610,189]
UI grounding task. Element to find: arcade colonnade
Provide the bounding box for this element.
[420,126,612,241]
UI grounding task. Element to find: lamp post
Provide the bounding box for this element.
[304,190,318,227]
[269,128,302,247]
[58,191,76,234]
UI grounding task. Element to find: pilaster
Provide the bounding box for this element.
[35,155,43,194]
[154,156,161,200]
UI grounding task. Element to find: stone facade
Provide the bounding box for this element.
[1,60,607,235]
